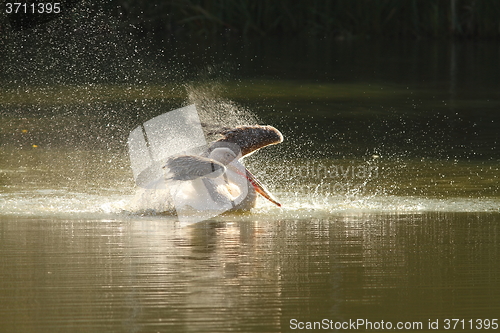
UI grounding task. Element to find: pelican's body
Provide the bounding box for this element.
[164,125,283,213]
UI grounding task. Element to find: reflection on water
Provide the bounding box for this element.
[0,213,498,332]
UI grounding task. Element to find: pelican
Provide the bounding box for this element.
[163,125,283,213]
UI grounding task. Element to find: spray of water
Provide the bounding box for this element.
[186,82,258,131]
[1,3,498,219]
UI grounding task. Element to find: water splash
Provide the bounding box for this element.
[185,82,259,135]
[1,149,499,219]
[1,3,498,221]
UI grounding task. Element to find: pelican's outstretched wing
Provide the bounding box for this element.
[164,155,226,181]
[209,125,283,156]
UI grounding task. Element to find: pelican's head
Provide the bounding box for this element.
[208,147,240,165]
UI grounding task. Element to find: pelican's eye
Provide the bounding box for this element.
[226,152,237,163]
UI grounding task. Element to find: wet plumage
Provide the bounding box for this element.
[165,155,226,181]
[164,125,283,211]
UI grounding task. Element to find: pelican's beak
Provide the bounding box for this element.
[243,168,282,207]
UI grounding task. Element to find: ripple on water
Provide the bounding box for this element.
[1,189,499,220]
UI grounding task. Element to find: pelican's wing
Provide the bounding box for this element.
[210,125,283,156]
[164,155,226,181]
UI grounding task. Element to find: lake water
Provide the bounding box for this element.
[1,22,499,333]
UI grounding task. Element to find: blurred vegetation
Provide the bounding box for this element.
[109,0,500,39]
[2,0,499,39]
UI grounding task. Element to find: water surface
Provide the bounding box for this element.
[1,29,499,332]
[1,213,499,332]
